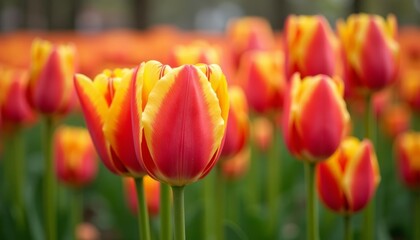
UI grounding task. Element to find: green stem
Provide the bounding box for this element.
[344,215,352,240]
[412,112,420,131]
[362,94,375,240]
[305,162,319,240]
[216,165,225,240]
[43,117,56,240]
[267,126,280,237]
[71,189,82,240]
[11,128,26,232]
[203,170,216,240]
[246,136,259,210]
[414,192,420,240]
[172,186,185,240]
[160,183,172,240]
[135,177,151,240]
[226,180,238,223]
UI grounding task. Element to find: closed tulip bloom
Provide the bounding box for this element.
[252,116,274,152]
[316,137,380,214]
[28,39,77,115]
[399,68,420,111]
[74,69,146,177]
[284,15,337,80]
[338,14,399,91]
[236,50,285,113]
[54,126,97,187]
[221,148,250,180]
[124,176,160,216]
[132,61,229,186]
[0,66,35,127]
[168,41,221,67]
[282,74,350,161]
[226,17,275,68]
[395,132,420,189]
[221,86,249,159]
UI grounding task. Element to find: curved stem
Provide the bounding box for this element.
[344,215,352,240]
[135,177,151,240]
[305,162,319,240]
[172,186,185,240]
[160,183,172,240]
[43,117,56,240]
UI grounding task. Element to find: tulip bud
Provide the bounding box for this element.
[221,148,250,180]
[252,116,274,152]
[282,74,350,161]
[28,39,77,115]
[316,137,380,214]
[123,176,160,216]
[54,126,97,188]
[338,14,399,91]
[399,68,420,112]
[284,15,337,80]
[394,132,420,189]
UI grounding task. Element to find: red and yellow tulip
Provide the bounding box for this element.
[284,15,338,80]
[221,148,250,180]
[123,176,161,216]
[74,69,146,177]
[282,74,350,161]
[220,86,249,159]
[394,132,420,189]
[131,61,229,186]
[316,137,380,214]
[252,116,274,152]
[338,14,399,91]
[236,50,285,114]
[399,68,420,112]
[167,41,221,67]
[28,39,77,115]
[54,126,97,187]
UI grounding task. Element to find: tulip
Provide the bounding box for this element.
[167,41,221,67]
[394,132,420,189]
[132,61,229,240]
[28,38,77,115]
[124,176,161,217]
[284,15,337,80]
[380,104,410,139]
[282,73,350,161]
[220,86,249,159]
[399,68,420,112]
[252,116,274,152]
[74,68,146,177]
[54,126,97,187]
[0,66,36,130]
[226,17,275,68]
[221,148,250,180]
[338,14,399,91]
[236,50,285,114]
[316,137,380,213]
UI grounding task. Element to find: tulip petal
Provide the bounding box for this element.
[74,74,129,175]
[316,159,346,213]
[142,65,224,186]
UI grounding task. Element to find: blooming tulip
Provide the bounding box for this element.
[124,176,160,217]
[220,86,249,159]
[236,50,285,113]
[28,39,77,115]
[167,41,221,67]
[226,17,275,68]
[54,126,97,187]
[131,61,229,186]
[338,14,399,91]
[316,137,380,214]
[282,74,350,161]
[394,132,420,189]
[0,66,35,129]
[74,69,146,177]
[284,15,337,80]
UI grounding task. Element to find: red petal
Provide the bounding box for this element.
[316,162,345,212]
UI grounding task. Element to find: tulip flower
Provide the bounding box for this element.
[252,116,274,152]
[226,17,275,68]
[282,74,350,161]
[399,68,420,112]
[236,50,285,114]
[338,14,399,91]
[132,61,229,240]
[0,66,35,130]
[28,38,77,115]
[316,137,380,213]
[284,15,337,80]
[394,132,420,189]
[74,68,146,177]
[380,104,410,139]
[221,148,250,180]
[167,41,221,67]
[124,176,161,217]
[54,126,97,188]
[220,86,249,159]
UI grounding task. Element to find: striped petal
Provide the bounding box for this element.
[142,65,224,186]
[74,74,129,175]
